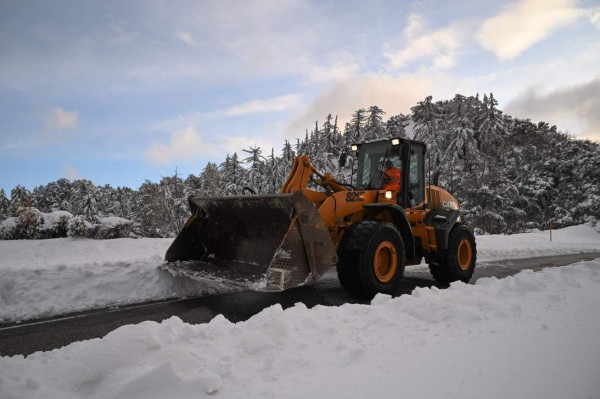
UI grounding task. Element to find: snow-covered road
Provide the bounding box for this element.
[1,225,600,323]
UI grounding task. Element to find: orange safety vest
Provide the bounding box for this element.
[383,167,401,192]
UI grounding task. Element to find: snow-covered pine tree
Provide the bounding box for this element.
[312,121,321,157]
[223,152,245,195]
[31,184,53,213]
[295,138,304,157]
[338,122,354,168]
[330,115,343,156]
[242,146,267,193]
[573,140,600,226]
[70,180,100,223]
[0,189,10,220]
[95,184,116,218]
[111,186,136,219]
[277,140,296,187]
[475,93,507,174]
[134,180,167,237]
[308,120,329,171]
[199,162,221,196]
[500,119,549,227]
[264,148,280,194]
[412,96,446,185]
[321,114,336,155]
[281,140,295,165]
[364,105,386,140]
[298,131,310,157]
[31,178,75,213]
[10,185,32,217]
[386,114,410,138]
[185,173,203,194]
[544,135,600,228]
[348,108,367,143]
[218,154,235,195]
[446,95,479,173]
[159,173,189,236]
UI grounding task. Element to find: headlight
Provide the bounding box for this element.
[384,191,393,199]
[351,144,358,151]
[391,138,400,146]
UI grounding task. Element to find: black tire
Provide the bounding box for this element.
[429,224,477,285]
[337,220,405,299]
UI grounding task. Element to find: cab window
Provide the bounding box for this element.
[409,145,425,206]
[356,142,402,189]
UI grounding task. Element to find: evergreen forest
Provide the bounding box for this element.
[1,93,599,239]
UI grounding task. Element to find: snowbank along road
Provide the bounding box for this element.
[0,252,599,357]
[1,225,600,357]
[1,225,599,324]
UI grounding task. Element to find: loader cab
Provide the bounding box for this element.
[352,138,426,208]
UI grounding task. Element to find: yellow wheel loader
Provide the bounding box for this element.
[165,137,476,299]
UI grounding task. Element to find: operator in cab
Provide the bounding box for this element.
[383,160,401,193]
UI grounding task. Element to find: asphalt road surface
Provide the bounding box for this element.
[1,253,599,357]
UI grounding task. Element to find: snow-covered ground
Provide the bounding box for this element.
[1,257,599,398]
[0,225,599,398]
[1,225,600,323]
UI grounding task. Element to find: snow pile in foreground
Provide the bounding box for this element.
[1,224,600,323]
[1,261,599,399]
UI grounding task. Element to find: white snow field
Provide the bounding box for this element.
[1,225,600,323]
[1,258,599,398]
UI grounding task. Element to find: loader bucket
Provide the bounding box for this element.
[165,191,337,291]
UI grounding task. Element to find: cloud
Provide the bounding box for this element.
[144,125,215,165]
[591,7,600,28]
[306,57,361,83]
[0,1,334,90]
[175,30,195,46]
[224,94,301,117]
[45,107,78,130]
[477,0,585,61]
[403,13,425,39]
[144,123,284,167]
[286,73,432,138]
[110,19,137,44]
[383,19,463,70]
[153,94,303,132]
[505,76,600,141]
[217,133,283,158]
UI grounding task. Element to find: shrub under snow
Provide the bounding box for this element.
[0,208,136,240]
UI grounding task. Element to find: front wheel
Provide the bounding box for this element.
[429,224,477,285]
[337,220,405,299]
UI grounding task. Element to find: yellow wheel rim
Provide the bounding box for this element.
[457,238,473,271]
[373,241,397,283]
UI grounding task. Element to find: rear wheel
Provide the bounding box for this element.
[337,220,405,299]
[429,224,476,285]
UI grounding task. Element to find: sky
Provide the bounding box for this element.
[1,0,599,194]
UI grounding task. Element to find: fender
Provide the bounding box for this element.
[362,203,416,262]
[424,209,461,250]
